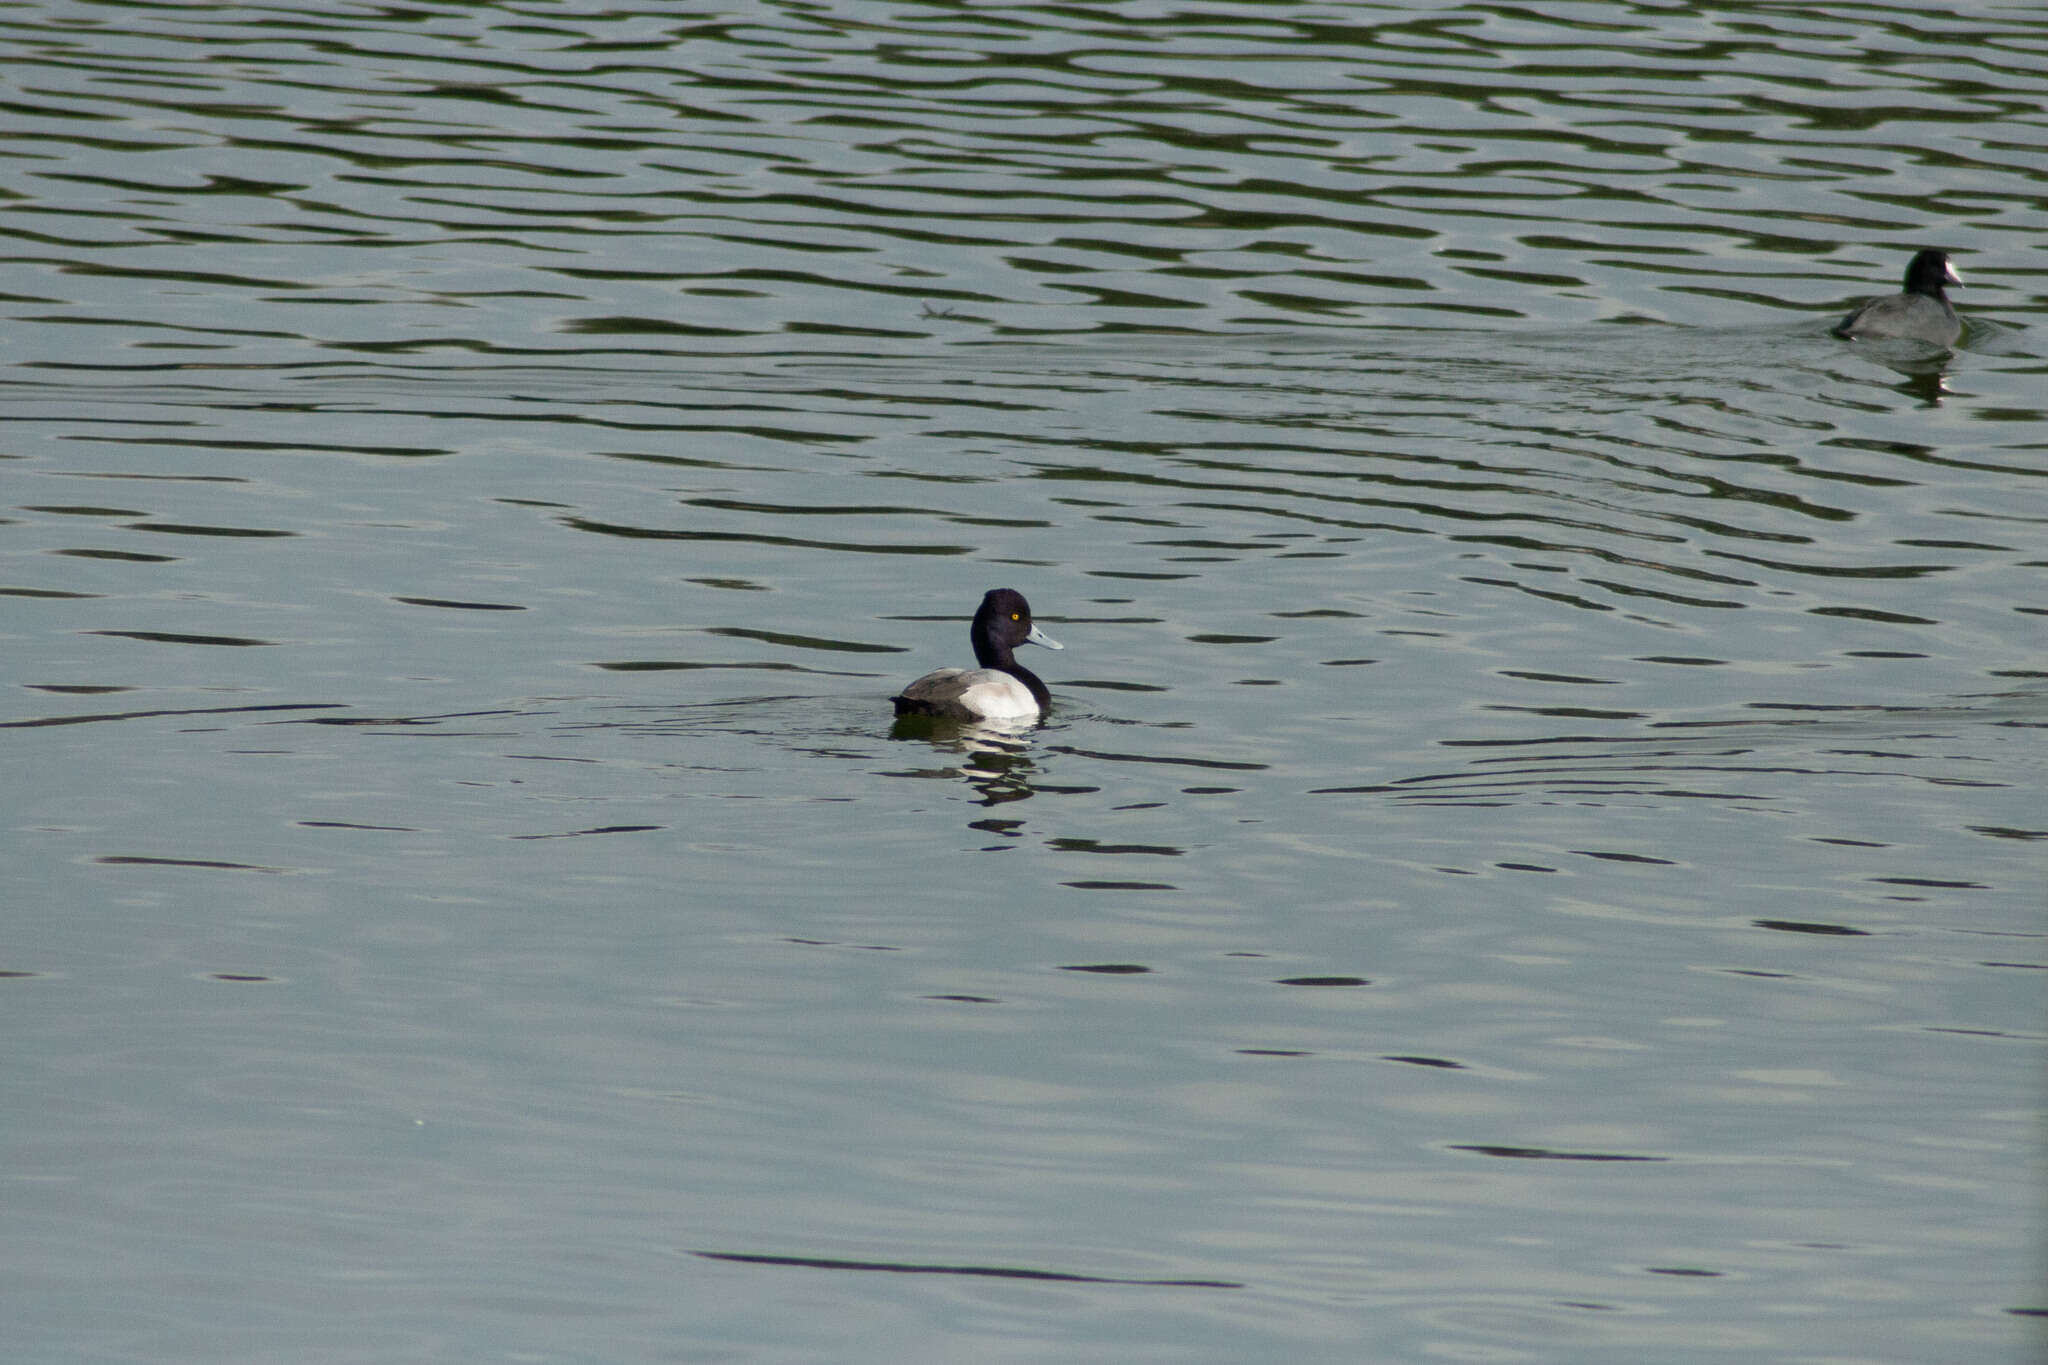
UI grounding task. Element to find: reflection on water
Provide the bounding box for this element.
[4,2,2045,1362]
[886,713,1050,805]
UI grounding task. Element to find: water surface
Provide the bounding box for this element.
[4,3,2045,1362]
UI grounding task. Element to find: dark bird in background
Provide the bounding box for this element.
[1832,249,1962,346]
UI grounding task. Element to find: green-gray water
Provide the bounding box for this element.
[4,3,2043,1361]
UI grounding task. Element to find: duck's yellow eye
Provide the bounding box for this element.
[1011,613,1020,621]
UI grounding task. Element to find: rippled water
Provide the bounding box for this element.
[5,3,2045,1362]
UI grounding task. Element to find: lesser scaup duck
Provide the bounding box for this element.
[892,588,1063,722]
[1832,249,1961,346]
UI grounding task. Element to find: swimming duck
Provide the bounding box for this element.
[891,588,1063,722]
[1832,249,1961,346]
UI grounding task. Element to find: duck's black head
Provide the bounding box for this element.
[970,588,1058,668]
[1904,249,1960,298]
